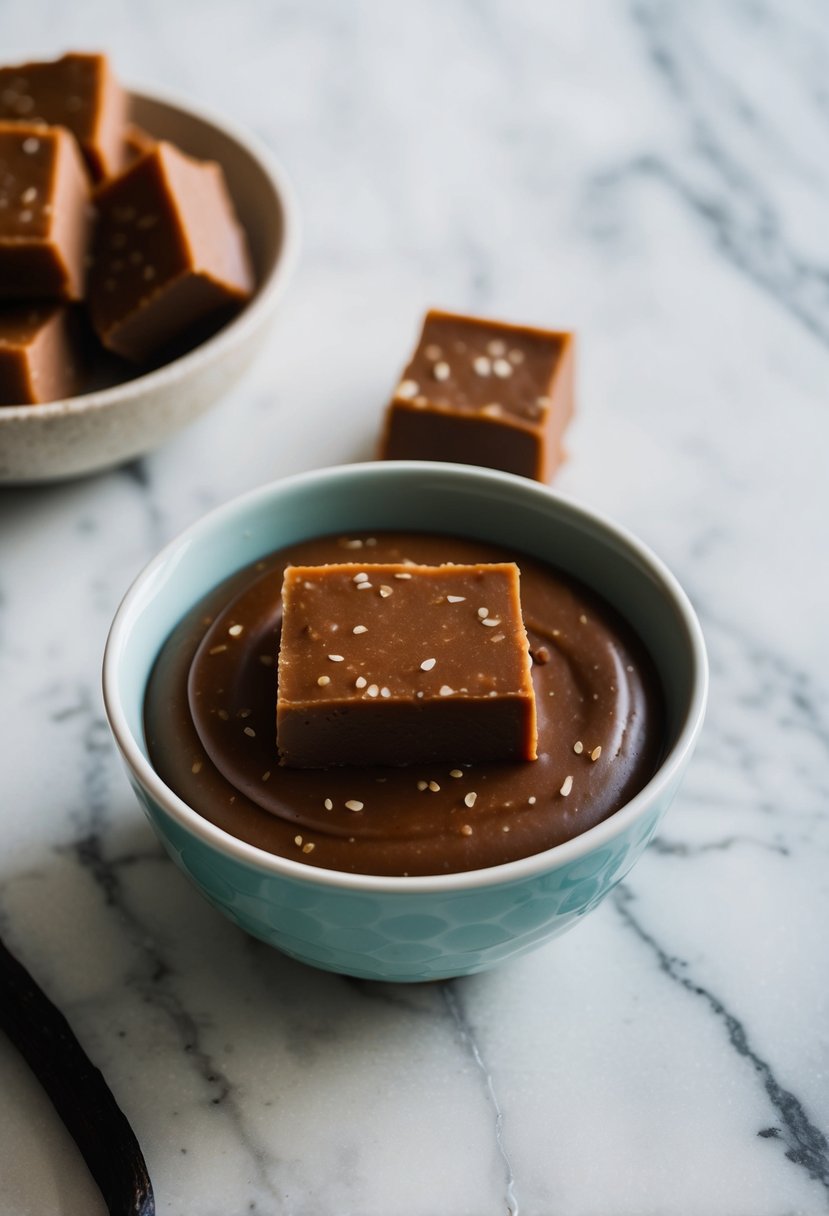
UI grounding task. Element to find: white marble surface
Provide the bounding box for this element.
[1,2,828,1213]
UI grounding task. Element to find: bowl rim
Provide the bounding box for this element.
[103,461,709,895]
[0,81,300,423]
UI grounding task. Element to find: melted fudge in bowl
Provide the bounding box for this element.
[144,532,663,877]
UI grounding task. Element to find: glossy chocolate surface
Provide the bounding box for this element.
[144,532,663,876]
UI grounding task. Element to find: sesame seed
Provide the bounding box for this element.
[482,618,501,627]
[367,684,379,697]
[244,726,256,737]
[573,741,584,755]
[493,358,513,378]
[295,835,303,846]
[191,760,202,774]
[209,644,228,655]
[464,792,478,808]
[317,675,331,686]
[481,403,503,416]
[22,137,39,154]
[433,361,450,381]
[579,614,588,624]
[502,826,510,833]
[394,572,412,579]
[425,343,442,359]
[217,709,229,720]
[491,634,506,643]
[262,771,271,781]
[19,209,32,222]
[355,676,367,689]
[461,824,473,836]
[528,795,537,804]
[353,572,369,583]
[420,658,436,671]
[328,654,344,662]
[228,624,244,636]
[417,780,428,791]
[380,686,391,697]
[477,607,489,618]
[473,355,491,376]
[450,769,463,778]
[379,586,393,597]
[428,780,441,792]
[487,339,506,356]
[591,746,603,762]
[508,349,525,364]
[302,842,315,854]
[237,708,251,718]
[412,396,427,407]
[352,625,368,634]
[446,595,465,603]
[560,775,574,797]
[345,800,364,812]
[324,798,333,810]
[397,379,419,399]
[21,186,36,203]
[439,685,454,696]
[537,396,553,409]
[357,581,373,590]
[343,538,363,549]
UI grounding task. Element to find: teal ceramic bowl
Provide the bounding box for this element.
[103,462,707,982]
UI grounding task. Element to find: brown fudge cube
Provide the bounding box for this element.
[0,123,92,301]
[277,562,538,768]
[0,53,127,181]
[0,304,87,405]
[88,142,254,362]
[380,310,575,482]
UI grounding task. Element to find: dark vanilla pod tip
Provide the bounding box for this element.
[0,936,154,1216]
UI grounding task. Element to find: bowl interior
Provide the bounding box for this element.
[110,463,704,836]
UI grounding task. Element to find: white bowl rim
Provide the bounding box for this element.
[0,80,300,423]
[103,461,709,896]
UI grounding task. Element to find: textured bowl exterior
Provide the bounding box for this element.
[0,87,298,483]
[130,770,675,981]
[104,462,707,982]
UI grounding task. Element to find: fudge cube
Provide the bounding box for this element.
[0,123,92,301]
[0,304,87,405]
[380,309,574,482]
[0,52,127,181]
[277,562,538,768]
[88,141,254,361]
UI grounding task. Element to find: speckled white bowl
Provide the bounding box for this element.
[0,86,299,484]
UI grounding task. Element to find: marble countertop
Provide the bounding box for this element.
[2,2,828,1213]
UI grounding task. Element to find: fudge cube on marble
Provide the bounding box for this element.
[380,309,574,482]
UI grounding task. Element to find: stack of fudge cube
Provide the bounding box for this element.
[0,52,253,406]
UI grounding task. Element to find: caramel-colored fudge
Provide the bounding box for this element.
[380,310,575,482]
[0,304,86,405]
[88,142,254,362]
[123,123,156,168]
[0,123,92,301]
[0,52,127,181]
[277,562,538,769]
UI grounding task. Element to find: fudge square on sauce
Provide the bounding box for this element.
[88,142,254,361]
[380,310,574,482]
[0,52,127,181]
[0,304,86,405]
[277,562,538,768]
[0,123,92,301]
